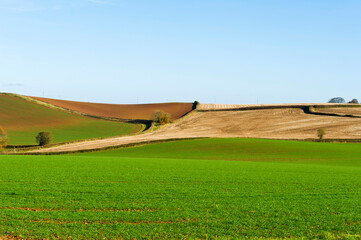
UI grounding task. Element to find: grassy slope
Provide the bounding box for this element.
[0,94,143,145]
[1,139,361,239]
[84,138,361,167]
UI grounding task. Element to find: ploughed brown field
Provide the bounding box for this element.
[31,107,361,153]
[30,96,193,121]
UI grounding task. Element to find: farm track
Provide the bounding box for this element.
[29,104,361,154]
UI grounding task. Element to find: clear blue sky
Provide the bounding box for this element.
[1,0,360,104]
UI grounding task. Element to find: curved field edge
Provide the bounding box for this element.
[0,94,144,145]
[312,106,361,118]
[1,139,361,239]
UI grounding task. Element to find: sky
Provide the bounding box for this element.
[0,0,360,104]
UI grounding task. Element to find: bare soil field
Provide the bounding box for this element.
[30,108,361,153]
[30,96,193,120]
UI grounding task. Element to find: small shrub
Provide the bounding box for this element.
[348,99,359,104]
[152,111,171,125]
[36,132,53,146]
[0,126,8,150]
[317,129,325,141]
[328,97,345,103]
[192,101,200,110]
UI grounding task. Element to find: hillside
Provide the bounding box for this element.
[0,94,143,145]
[30,96,193,121]
[30,105,361,153]
[83,138,361,166]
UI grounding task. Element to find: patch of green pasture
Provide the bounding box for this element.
[83,138,361,167]
[6,120,142,145]
[1,139,361,238]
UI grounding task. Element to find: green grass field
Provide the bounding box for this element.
[0,94,143,145]
[1,138,361,239]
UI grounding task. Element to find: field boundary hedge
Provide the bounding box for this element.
[306,106,361,118]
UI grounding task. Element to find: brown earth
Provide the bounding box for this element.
[30,107,361,153]
[30,96,193,121]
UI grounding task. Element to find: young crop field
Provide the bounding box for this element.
[1,138,361,239]
[0,94,143,145]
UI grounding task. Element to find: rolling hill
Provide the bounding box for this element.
[30,96,193,121]
[0,94,143,145]
[1,93,361,152]
[30,104,361,153]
